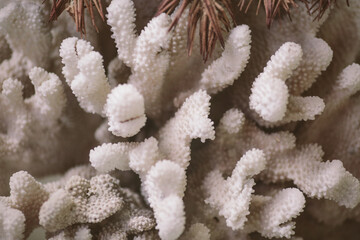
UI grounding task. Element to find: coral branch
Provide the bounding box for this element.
[203,149,266,230]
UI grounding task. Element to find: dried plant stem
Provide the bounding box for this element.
[310,0,350,20]
[49,0,105,35]
[156,0,350,61]
[239,0,309,27]
[157,0,234,61]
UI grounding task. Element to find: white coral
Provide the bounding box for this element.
[244,188,306,238]
[0,202,25,240]
[154,195,185,240]
[129,137,162,177]
[146,162,186,240]
[173,25,252,106]
[107,0,172,117]
[0,1,51,83]
[60,38,111,115]
[159,90,215,169]
[203,149,266,230]
[105,84,146,137]
[181,223,211,240]
[27,67,66,124]
[1,0,360,240]
[40,174,125,232]
[89,142,138,172]
[145,161,186,200]
[0,171,49,236]
[199,25,251,94]
[262,144,360,208]
[249,42,325,124]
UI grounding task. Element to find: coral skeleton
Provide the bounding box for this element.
[1,0,360,240]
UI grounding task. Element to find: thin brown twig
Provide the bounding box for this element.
[309,0,349,20]
[48,0,105,36]
[156,0,349,61]
[156,0,235,62]
[239,0,309,28]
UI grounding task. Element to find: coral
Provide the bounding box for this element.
[231,1,334,128]
[203,149,266,230]
[243,188,305,238]
[107,0,172,118]
[158,90,215,168]
[0,0,102,195]
[48,225,92,240]
[249,42,325,124]
[181,223,210,240]
[39,174,125,231]
[90,142,138,172]
[0,171,49,236]
[0,66,91,196]
[1,168,157,239]
[60,37,110,115]
[90,90,214,240]
[0,0,51,85]
[105,84,146,137]
[182,108,305,239]
[0,202,25,240]
[261,144,360,208]
[1,0,360,240]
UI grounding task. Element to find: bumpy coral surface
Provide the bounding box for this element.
[1,0,360,239]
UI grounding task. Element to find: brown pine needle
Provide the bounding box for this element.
[156,0,351,60]
[156,0,235,62]
[239,0,309,28]
[309,0,350,20]
[49,0,105,36]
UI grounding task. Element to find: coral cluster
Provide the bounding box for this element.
[1,0,360,239]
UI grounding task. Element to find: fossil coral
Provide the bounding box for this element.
[1,0,360,240]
